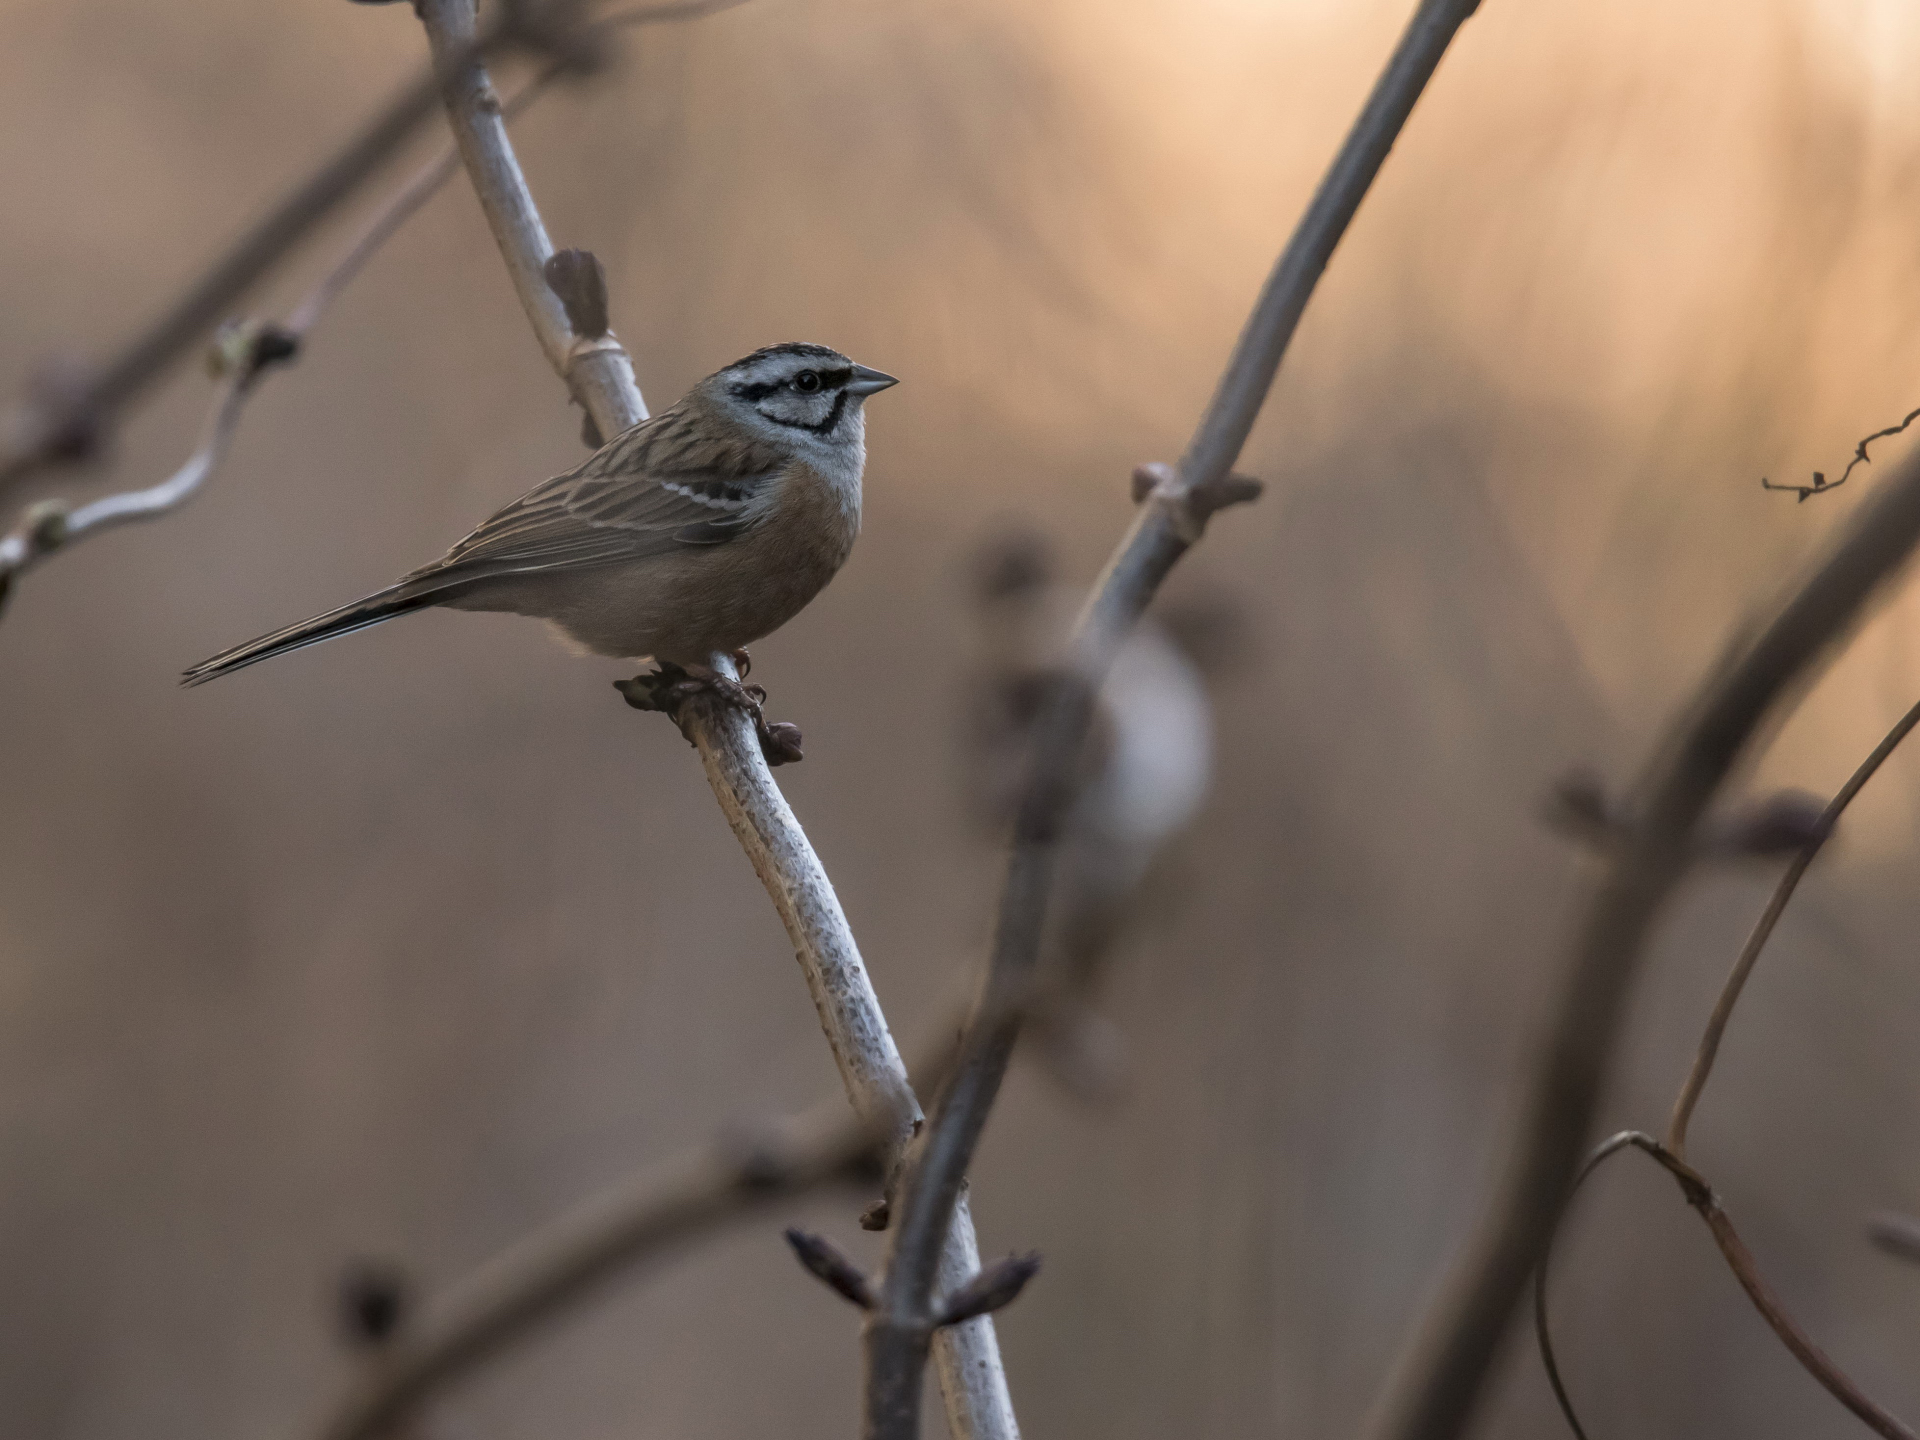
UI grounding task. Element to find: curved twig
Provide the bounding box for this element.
[1763,406,1920,503]
[1667,695,1920,1157]
[1375,432,1920,1440]
[863,1,1485,1434]
[1536,1134,1917,1440]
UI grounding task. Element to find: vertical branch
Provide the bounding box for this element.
[420,0,645,437]
[1369,441,1920,1440]
[413,4,1018,1435]
[865,0,1486,1433]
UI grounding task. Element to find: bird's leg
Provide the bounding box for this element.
[615,660,804,766]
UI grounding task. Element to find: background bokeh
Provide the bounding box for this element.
[3,0,1920,1436]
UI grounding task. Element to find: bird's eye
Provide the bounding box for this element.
[793,370,821,393]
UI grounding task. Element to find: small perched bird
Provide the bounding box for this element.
[183,343,896,689]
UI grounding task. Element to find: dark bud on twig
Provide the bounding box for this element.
[338,1260,409,1348]
[1701,789,1828,859]
[1541,766,1623,846]
[1867,1211,1920,1265]
[858,1198,891,1232]
[208,320,301,381]
[545,249,611,340]
[1131,461,1171,503]
[784,1229,875,1310]
[762,721,804,767]
[934,1253,1041,1328]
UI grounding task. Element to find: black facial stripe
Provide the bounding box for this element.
[729,365,852,403]
[757,389,850,436]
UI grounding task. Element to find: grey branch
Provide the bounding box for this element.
[1868,1212,1920,1266]
[0,6,542,502]
[315,1102,880,1440]
[1369,445,1920,1440]
[0,1,745,613]
[862,0,1484,1432]
[412,4,1019,1435]
[786,1228,878,1310]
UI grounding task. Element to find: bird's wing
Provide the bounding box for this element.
[410,406,787,583]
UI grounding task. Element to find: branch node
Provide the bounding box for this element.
[784,1228,875,1310]
[615,664,805,766]
[859,1197,891,1232]
[934,1253,1042,1328]
[208,319,301,381]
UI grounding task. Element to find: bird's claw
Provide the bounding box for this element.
[615,661,804,766]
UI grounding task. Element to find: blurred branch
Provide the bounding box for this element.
[1536,1134,1917,1440]
[0,0,734,617]
[1531,697,1920,1436]
[411,2,1019,1434]
[1666,697,1920,1157]
[1371,441,1920,1440]
[1867,1212,1920,1266]
[316,1098,882,1440]
[1763,405,1920,503]
[0,3,552,504]
[863,0,1495,1429]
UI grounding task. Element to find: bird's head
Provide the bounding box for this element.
[700,343,898,461]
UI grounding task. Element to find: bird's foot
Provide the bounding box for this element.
[615,660,803,766]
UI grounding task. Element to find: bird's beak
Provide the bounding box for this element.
[845,365,899,397]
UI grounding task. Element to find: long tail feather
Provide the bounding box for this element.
[181,583,433,687]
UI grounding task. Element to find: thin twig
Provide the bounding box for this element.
[411,3,1019,1433]
[1763,406,1920,502]
[314,1098,881,1440]
[1369,449,1920,1440]
[1667,696,1920,1157]
[862,1,1486,1433]
[0,3,553,503]
[0,0,739,616]
[1535,1134,1917,1440]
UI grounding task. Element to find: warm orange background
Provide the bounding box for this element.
[2,2,1919,1436]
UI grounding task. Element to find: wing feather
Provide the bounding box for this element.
[408,405,786,583]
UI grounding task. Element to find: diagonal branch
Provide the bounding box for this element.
[863,1,1487,1433]
[1370,436,1920,1440]
[0,0,733,619]
[315,1098,881,1440]
[412,2,1019,1435]
[0,3,555,503]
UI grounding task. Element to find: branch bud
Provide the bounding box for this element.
[934,1252,1040,1327]
[784,1229,875,1310]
